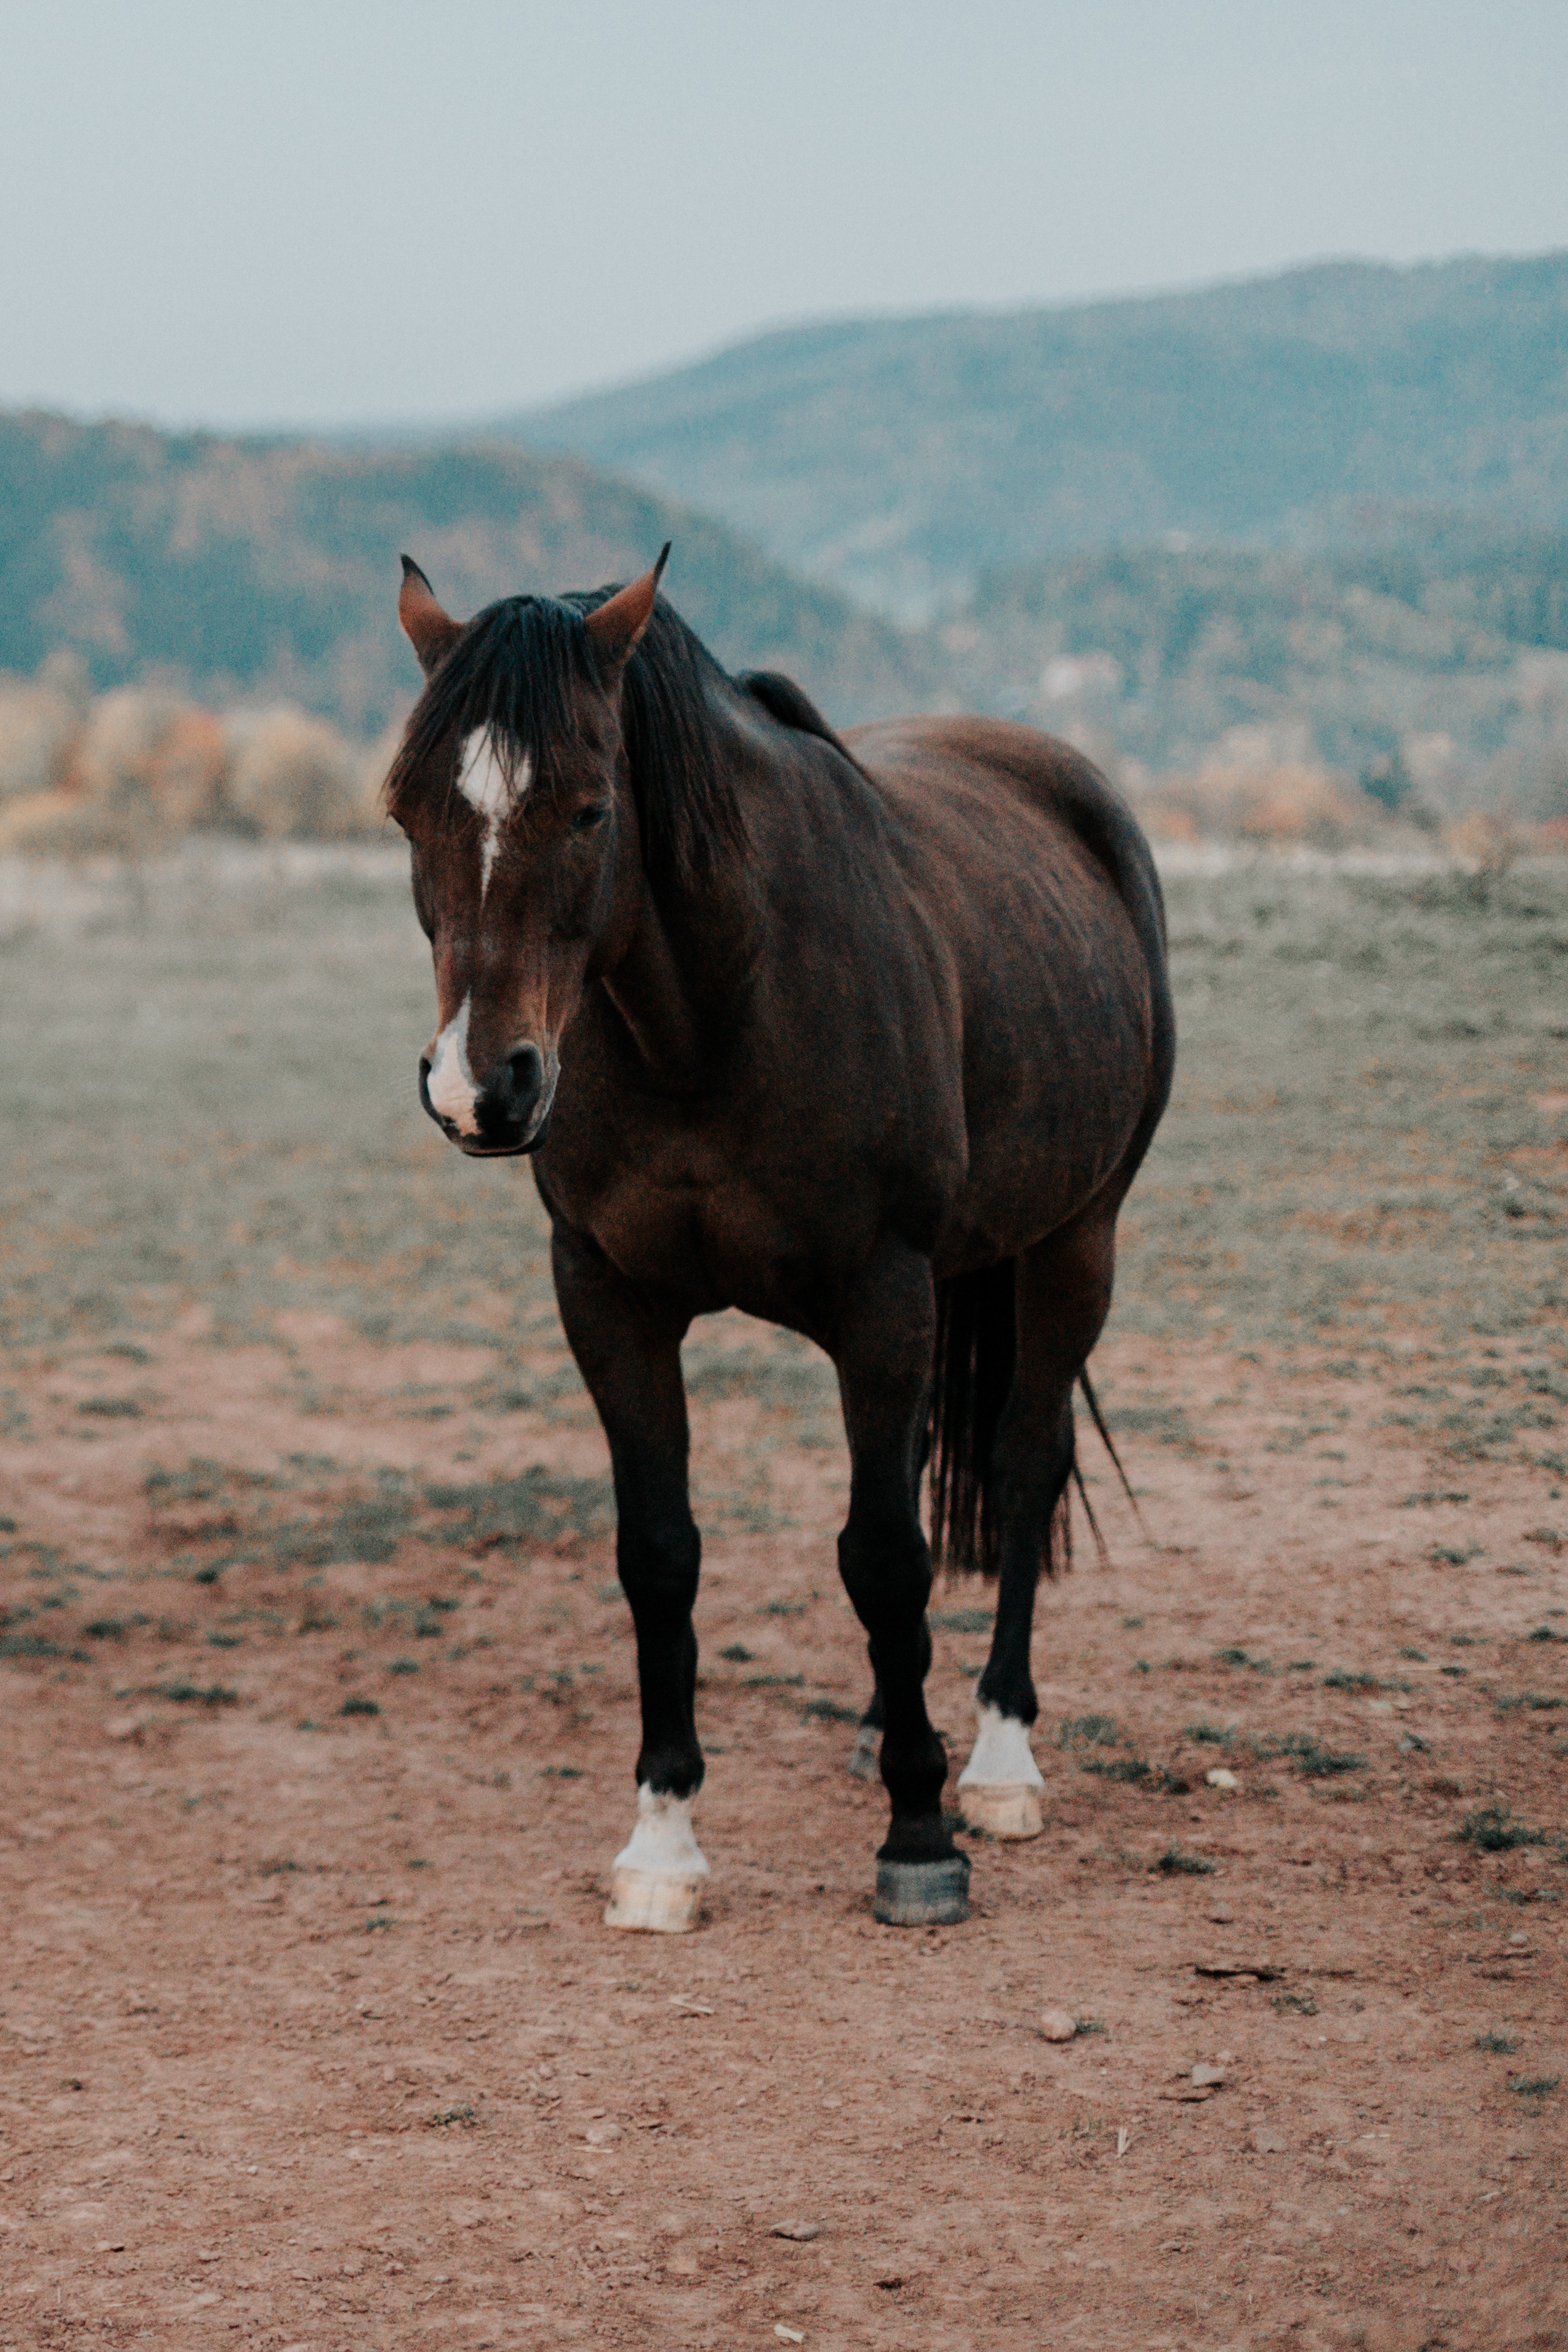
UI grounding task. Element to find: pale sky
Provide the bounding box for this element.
[3,0,1565,431]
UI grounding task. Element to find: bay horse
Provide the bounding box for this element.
[387,548,1174,1931]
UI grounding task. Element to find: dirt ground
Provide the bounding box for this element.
[3,1305,1566,2352]
[3,845,1567,2349]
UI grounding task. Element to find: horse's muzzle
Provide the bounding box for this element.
[419,1043,553,1157]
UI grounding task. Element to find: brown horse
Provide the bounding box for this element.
[387,548,1174,1930]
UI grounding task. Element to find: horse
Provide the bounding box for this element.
[386,547,1174,1931]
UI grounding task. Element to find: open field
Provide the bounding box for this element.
[2,845,1567,2350]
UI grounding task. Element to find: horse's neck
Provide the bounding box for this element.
[596,690,829,1089]
[598,842,757,1093]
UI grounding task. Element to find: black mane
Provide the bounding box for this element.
[387,588,747,890]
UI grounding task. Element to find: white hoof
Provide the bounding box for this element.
[958,1781,1044,1839]
[603,1787,709,1935]
[957,1702,1046,1842]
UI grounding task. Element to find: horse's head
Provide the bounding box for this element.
[386,551,667,1156]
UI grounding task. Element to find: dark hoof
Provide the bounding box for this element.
[847,1725,879,1780]
[873,1851,971,1927]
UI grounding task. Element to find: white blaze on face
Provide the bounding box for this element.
[426,994,480,1135]
[456,731,530,897]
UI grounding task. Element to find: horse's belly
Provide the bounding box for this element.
[938,999,1152,1268]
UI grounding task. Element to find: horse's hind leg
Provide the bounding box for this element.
[957,1212,1117,1839]
[551,1224,708,1933]
[832,1239,968,1924]
[847,1681,883,1779]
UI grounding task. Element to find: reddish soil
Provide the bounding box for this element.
[3,1315,1566,2350]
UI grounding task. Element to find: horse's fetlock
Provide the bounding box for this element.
[976,1671,1038,1727]
[636,1744,705,1801]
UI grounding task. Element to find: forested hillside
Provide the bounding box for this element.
[953,528,1568,807]
[510,254,1568,620]
[0,414,952,734]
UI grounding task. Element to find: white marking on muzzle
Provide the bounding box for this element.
[427,994,480,1135]
[457,732,530,898]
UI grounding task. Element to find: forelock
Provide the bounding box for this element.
[386,595,596,816]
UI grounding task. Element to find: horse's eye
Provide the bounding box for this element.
[572,804,607,832]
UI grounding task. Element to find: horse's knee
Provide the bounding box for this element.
[837,1512,931,1636]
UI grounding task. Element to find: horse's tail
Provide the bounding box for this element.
[1076,1365,1148,1537]
[927,1271,1148,1577]
[927,1261,1017,1576]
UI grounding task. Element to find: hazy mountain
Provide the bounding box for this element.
[0,414,953,736]
[506,254,1568,620]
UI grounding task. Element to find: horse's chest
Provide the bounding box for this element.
[576,1151,790,1303]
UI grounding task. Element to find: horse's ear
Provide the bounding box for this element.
[585,544,671,672]
[398,556,464,676]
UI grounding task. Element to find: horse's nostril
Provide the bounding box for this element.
[479,1043,544,1141]
[500,1046,542,1110]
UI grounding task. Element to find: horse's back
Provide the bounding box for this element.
[847,715,1154,910]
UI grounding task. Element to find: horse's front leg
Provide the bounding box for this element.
[833,1239,969,1926]
[551,1222,708,1933]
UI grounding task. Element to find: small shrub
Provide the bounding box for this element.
[931,1608,994,1634]
[1153,1845,1215,1876]
[388,1658,419,1676]
[1186,1722,1233,1746]
[340,1695,380,1718]
[1475,2032,1519,2053]
[1059,1713,1119,1749]
[1507,2075,1560,2100]
[78,1397,142,1419]
[1276,1735,1365,1779]
[429,2102,477,2128]
[157,1678,237,1706]
[1273,1993,1319,2016]
[719,1643,754,1663]
[1458,1804,1546,1852]
[1215,1646,1272,1673]
[1323,1669,1380,1691]
[1084,1755,1152,1784]
[799,1697,859,1723]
